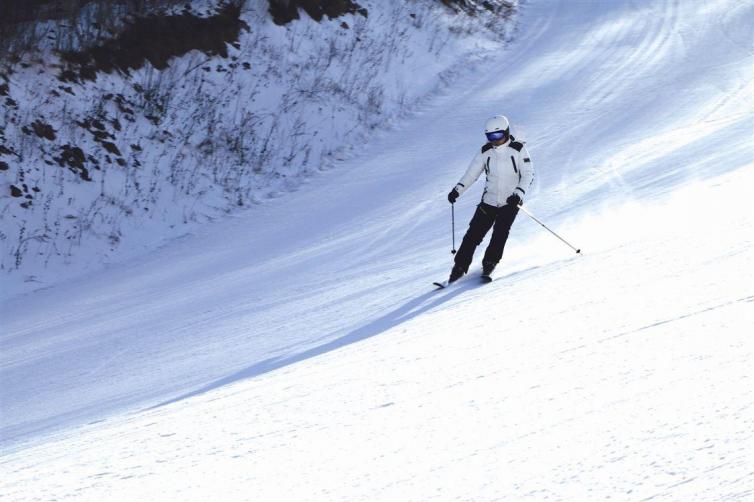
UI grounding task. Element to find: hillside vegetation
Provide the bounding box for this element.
[0,0,516,295]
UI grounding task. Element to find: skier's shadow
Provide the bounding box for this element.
[149,282,475,410]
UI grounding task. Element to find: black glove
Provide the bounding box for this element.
[506,192,522,207]
[447,188,459,204]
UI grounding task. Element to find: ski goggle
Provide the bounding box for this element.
[485,129,508,142]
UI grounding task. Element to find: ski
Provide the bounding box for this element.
[433,278,461,289]
[435,273,493,288]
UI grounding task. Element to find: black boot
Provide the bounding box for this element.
[482,260,496,277]
[448,265,465,283]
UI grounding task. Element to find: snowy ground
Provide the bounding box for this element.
[1,0,753,499]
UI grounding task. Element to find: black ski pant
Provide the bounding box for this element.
[454,202,519,273]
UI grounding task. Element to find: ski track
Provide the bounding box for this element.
[2,0,754,499]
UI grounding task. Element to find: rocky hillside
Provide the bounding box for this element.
[0,0,517,295]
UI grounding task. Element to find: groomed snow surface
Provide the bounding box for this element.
[2,0,753,500]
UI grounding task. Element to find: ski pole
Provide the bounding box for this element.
[451,203,457,254]
[518,204,581,254]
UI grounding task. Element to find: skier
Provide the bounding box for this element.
[445,115,534,284]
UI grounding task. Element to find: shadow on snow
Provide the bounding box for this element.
[149,280,482,410]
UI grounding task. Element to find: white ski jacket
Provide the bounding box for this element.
[454,137,534,207]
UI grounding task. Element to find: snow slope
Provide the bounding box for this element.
[0,0,513,295]
[2,0,753,499]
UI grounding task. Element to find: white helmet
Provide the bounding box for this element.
[484,115,510,133]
